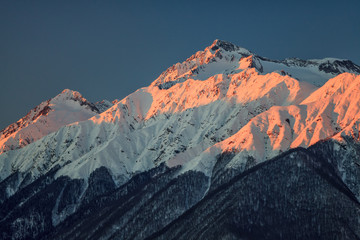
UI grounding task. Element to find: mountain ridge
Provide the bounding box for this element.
[153,39,360,89]
[0,89,115,155]
[1,40,360,183]
[0,40,360,239]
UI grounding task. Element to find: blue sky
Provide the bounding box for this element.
[1,0,360,129]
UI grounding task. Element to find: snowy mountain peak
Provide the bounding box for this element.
[58,89,84,100]
[151,40,360,90]
[210,39,236,51]
[0,89,109,154]
[52,89,93,106]
[151,40,254,89]
[2,40,360,240]
[208,39,252,55]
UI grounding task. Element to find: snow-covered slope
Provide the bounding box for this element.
[0,39,359,188]
[185,73,360,177]
[0,89,111,154]
[152,39,360,89]
[1,40,360,240]
[0,69,316,184]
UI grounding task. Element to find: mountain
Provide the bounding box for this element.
[185,73,360,177]
[0,40,360,240]
[0,89,113,155]
[153,40,360,88]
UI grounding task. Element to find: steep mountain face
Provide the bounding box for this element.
[94,100,115,113]
[0,40,360,240]
[152,40,360,88]
[184,73,360,176]
[0,89,112,154]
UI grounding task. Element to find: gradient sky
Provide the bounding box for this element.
[1,0,360,130]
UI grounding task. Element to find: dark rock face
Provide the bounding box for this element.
[319,60,360,74]
[214,40,238,52]
[94,100,113,113]
[149,142,360,240]
[77,99,100,114]
[157,79,182,90]
[258,56,360,76]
